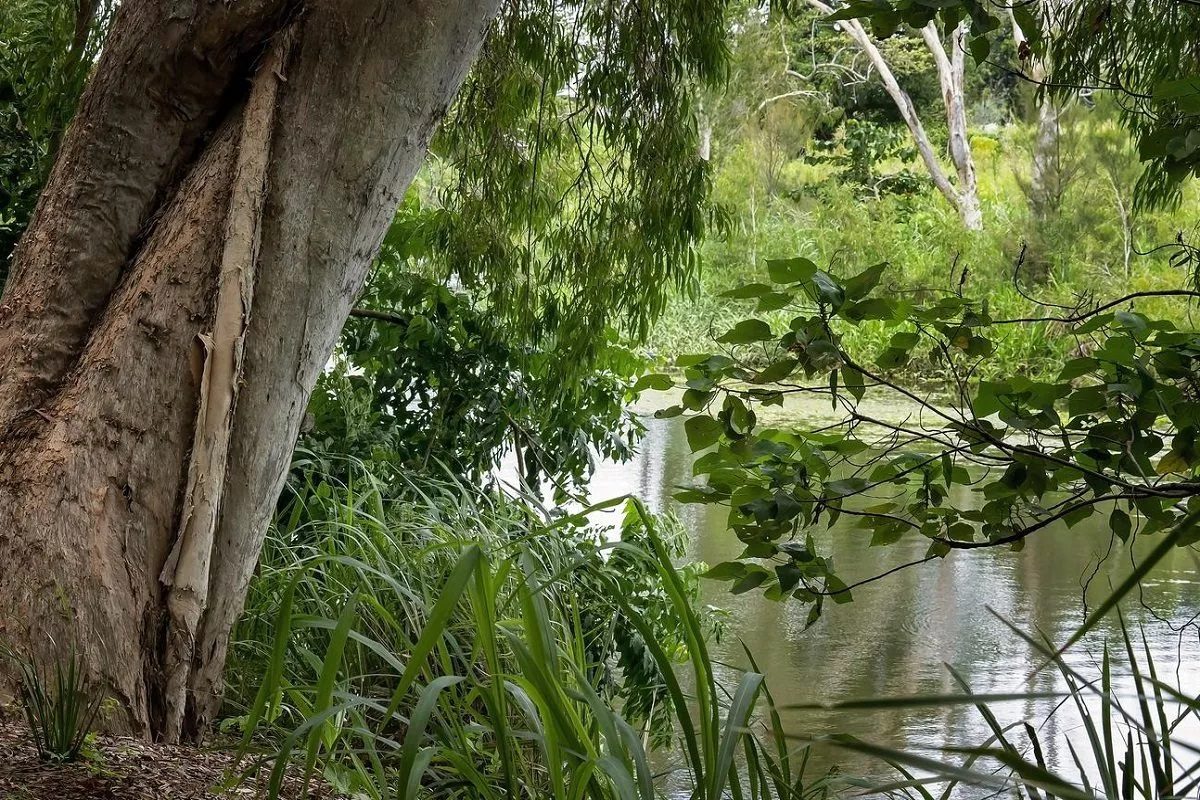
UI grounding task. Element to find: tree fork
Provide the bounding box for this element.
[0,0,501,742]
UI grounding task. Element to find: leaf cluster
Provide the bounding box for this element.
[650,250,1200,622]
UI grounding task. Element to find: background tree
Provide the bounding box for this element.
[803,0,986,229]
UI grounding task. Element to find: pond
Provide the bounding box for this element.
[575,403,1200,794]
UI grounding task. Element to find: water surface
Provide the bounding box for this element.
[579,407,1200,792]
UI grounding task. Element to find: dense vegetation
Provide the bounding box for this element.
[2,0,1200,798]
[652,9,1198,381]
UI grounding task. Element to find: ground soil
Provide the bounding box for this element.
[0,721,339,799]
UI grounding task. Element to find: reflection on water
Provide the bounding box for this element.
[581,412,1200,792]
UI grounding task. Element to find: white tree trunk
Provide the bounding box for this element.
[920,22,982,230]
[804,0,982,230]
[1011,7,1062,224]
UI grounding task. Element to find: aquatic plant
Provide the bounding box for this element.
[229,458,838,799]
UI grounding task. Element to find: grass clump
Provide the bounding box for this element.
[815,612,1198,800]
[226,456,836,799]
[3,643,101,764]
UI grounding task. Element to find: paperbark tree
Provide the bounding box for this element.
[803,0,984,230]
[0,0,499,743]
[920,20,982,231]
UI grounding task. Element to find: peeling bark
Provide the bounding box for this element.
[159,32,290,744]
[0,0,501,742]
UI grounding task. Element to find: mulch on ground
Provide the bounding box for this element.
[0,721,341,799]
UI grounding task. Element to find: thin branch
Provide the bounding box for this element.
[989,290,1200,325]
[348,307,408,326]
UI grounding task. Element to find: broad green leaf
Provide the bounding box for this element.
[702,561,748,581]
[684,415,723,451]
[631,373,672,392]
[757,291,794,312]
[1110,507,1132,542]
[716,319,774,344]
[825,574,853,604]
[752,358,798,383]
[811,270,846,310]
[767,256,818,284]
[843,262,886,300]
[720,282,773,299]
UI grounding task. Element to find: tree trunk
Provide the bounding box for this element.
[1010,3,1062,281]
[0,0,499,743]
[1010,8,1062,226]
[1028,97,1062,222]
[805,0,982,230]
[920,21,982,231]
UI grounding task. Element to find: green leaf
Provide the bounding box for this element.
[844,366,866,401]
[702,561,747,581]
[825,574,853,604]
[775,563,803,593]
[946,522,975,542]
[875,347,911,370]
[1154,75,1200,101]
[716,319,774,344]
[684,415,723,451]
[1156,450,1190,475]
[767,256,818,284]
[1058,357,1099,381]
[870,526,905,547]
[752,358,798,384]
[1063,504,1095,528]
[731,568,769,594]
[839,297,897,322]
[757,291,794,312]
[1110,508,1132,542]
[811,270,846,310]
[1012,5,1041,47]
[843,262,886,300]
[1074,313,1115,335]
[631,373,672,392]
[969,35,991,64]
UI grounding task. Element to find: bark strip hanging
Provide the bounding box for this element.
[160,35,292,742]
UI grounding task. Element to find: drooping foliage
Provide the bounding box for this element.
[307,0,754,487]
[1050,0,1200,207]
[410,0,735,350]
[0,0,108,278]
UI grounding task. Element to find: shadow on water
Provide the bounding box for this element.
[576,407,1200,793]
